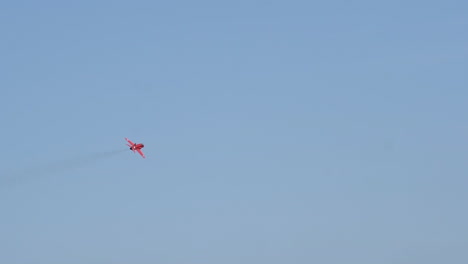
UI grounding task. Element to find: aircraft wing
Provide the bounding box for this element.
[125,137,134,146]
[136,149,146,158]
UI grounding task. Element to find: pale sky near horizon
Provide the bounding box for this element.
[1,1,467,263]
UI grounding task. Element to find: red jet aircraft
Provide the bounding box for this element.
[125,137,145,158]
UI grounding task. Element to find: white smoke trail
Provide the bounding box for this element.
[1,149,127,187]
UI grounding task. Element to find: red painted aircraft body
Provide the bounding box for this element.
[125,137,145,158]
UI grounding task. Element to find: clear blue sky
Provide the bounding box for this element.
[1,0,467,263]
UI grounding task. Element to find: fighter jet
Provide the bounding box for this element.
[125,137,145,158]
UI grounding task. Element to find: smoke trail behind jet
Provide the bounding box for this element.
[1,149,127,187]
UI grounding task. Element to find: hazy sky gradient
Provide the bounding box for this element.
[1,0,467,263]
